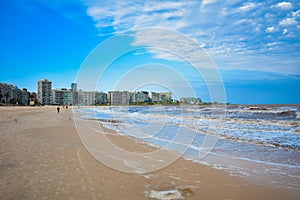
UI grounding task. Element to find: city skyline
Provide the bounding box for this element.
[0,79,176,106]
[1,0,300,104]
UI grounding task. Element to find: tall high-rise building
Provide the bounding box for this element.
[70,83,78,105]
[21,88,29,105]
[37,79,52,105]
[71,83,77,91]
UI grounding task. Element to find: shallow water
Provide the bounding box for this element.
[77,105,300,190]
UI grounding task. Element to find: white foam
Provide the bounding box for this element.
[78,106,300,189]
[296,112,300,119]
[145,189,183,200]
[84,105,300,150]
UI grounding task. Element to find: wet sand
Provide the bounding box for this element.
[0,106,299,199]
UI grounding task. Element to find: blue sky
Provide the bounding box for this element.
[0,0,300,104]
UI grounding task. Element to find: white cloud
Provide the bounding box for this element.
[143,1,185,12]
[86,6,104,21]
[266,26,276,33]
[276,2,293,10]
[283,28,288,34]
[86,1,146,32]
[82,0,300,74]
[84,0,263,60]
[234,18,253,25]
[267,42,279,47]
[201,0,217,7]
[279,18,297,26]
[132,28,214,69]
[85,0,193,33]
[292,9,300,17]
[237,3,257,12]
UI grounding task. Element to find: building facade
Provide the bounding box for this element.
[160,92,172,103]
[151,92,172,103]
[71,83,77,92]
[0,82,29,105]
[151,92,161,102]
[107,91,172,104]
[95,92,108,105]
[21,88,29,105]
[2,80,176,106]
[179,97,202,104]
[37,79,52,105]
[108,91,130,105]
[52,88,73,105]
[129,91,149,103]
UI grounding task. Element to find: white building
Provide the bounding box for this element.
[151,92,172,103]
[151,92,160,102]
[77,91,96,105]
[108,91,130,105]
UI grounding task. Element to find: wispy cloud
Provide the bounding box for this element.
[201,0,217,8]
[83,0,300,74]
[279,17,297,26]
[237,2,257,12]
[132,28,214,69]
[85,0,190,33]
[292,9,300,17]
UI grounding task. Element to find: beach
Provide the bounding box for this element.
[0,106,299,199]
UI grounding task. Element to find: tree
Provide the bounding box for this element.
[9,98,21,105]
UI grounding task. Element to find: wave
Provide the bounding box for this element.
[76,105,300,190]
[79,105,300,151]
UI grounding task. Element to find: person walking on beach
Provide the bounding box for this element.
[57,106,60,114]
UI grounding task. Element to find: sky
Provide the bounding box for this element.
[0,0,300,104]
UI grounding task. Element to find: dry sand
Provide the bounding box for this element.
[0,106,299,199]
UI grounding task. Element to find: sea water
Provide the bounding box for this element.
[77,105,300,190]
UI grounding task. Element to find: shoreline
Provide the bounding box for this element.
[1,103,299,108]
[80,110,300,190]
[1,106,299,199]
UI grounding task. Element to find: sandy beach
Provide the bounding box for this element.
[0,106,299,199]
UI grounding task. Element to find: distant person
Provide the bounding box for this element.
[57,106,60,114]
[66,106,68,109]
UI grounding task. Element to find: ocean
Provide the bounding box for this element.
[76,104,300,190]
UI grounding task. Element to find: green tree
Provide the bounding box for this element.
[9,98,21,105]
